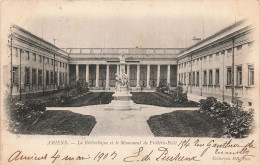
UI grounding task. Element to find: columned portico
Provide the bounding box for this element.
[116,65,119,75]
[136,64,140,88]
[167,64,170,84]
[127,64,130,82]
[96,64,99,87]
[70,63,177,90]
[147,64,151,89]
[76,64,79,81]
[86,64,89,84]
[157,65,160,86]
[106,64,110,90]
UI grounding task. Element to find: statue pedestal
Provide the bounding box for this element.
[104,86,140,111]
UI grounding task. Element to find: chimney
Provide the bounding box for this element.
[192,36,201,45]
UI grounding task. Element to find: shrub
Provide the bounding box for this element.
[156,82,169,93]
[198,97,254,138]
[169,86,188,103]
[5,95,46,133]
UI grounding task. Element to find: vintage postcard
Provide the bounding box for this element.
[0,0,259,164]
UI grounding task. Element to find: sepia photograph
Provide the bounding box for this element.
[1,0,259,164]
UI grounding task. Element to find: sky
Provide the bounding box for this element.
[2,1,256,49]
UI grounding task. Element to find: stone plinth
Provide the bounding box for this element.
[104,86,140,111]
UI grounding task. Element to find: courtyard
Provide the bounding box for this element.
[7,91,227,137]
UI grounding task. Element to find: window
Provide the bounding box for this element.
[54,72,57,84]
[65,73,67,84]
[227,67,232,85]
[62,73,65,84]
[51,59,54,65]
[184,73,186,85]
[47,58,49,64]
[189,72,192,84]
[38,70,42,85]
[46,71,49,84]
[60,62,62,67]
[236,66,242,86]
[192,72,195,85]
[26,51,30,60]
[59,72,62,84]
[203,70,207,85]
[25,68,30,84]
[63,63,65,68]
[50,72,54,84]
[215,69,220,85]
[33,53,36,61]
[209,70,213,85]
[196,71,199,85]
[248,65,254,86]
[32,69,37,84]
[13,66,19,84]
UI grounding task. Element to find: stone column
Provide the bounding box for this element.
[157,64,160,86]
[127,64,130,82]
[167,64,171,85]
[76,64,79,81]
[147,64,151,89]
[106,64,110,90]
[86,64,89,84]
[96,64,99,87]
[116,64,119,75]
[136,64,140,88]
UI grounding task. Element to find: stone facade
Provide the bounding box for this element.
[4,19,257,106]
[177,19,257,105]
[5,25,69,97]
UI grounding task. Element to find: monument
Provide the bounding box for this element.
[104,54,141,110]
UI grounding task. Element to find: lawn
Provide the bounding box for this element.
[49,92,114,107]
[147,110,224,137]
[131,92,199,107]
[13,110,96,135]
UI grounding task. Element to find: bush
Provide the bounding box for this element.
[156,82,169,93]
[5,95,46,133]
[198,97,254,138]
[169,86,188,103]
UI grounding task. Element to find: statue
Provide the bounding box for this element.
[115,54,128,92]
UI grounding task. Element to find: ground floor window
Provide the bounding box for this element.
[46,70,49,84]
[192,72,195,85]
[236,66,242,86]
[196,71,199,85]
[215,69,219,85]
[13,66,19,85]
[209,70,213,85]
[248,65,254,86]
[227,67,232,85]
[38,69,42,85]
[203,70,207,85]
[32,68,37,84]
[54,72,57,84]
[50,72,54,84]
[25,68,30,85]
